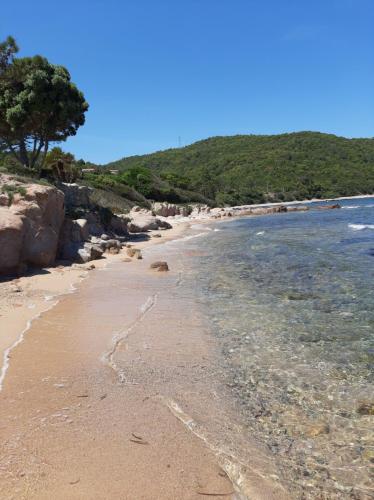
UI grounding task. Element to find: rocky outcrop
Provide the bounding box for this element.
[127,210,172,233]
[0,212,25,273]
[190,205,211,218]
[315,203,341,210]
[206,204,312,219]
[59,183,92,208]
[286,205,309,212]
[58,216,125,263]
[0,176,65,274]
[152,202,192,217]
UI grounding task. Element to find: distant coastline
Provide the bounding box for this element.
[228,193,374,210]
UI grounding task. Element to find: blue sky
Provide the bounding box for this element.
[1,0,373,163]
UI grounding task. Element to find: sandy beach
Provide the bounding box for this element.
[0,219,290,500]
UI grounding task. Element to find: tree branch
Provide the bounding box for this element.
[29,138,44,169]
[38,139,49,168]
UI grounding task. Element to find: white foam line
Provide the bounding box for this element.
[0,302,54,391]
[0,272,89,392]
[168,232,208,244]
[164,398,288,500]
[102,294,158,381]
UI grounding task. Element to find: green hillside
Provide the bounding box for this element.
[106,132,374,205]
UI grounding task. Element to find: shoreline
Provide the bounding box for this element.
[0,190,369,395]
[0,222,190,394]
[0,219,289,499]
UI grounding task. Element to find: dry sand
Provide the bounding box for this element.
[0,222,289,500]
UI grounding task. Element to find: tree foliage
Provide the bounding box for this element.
[0,36,18,71]
[106,132,374,204]
[0,37,88,169]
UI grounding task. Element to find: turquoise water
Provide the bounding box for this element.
[188,199,374,499]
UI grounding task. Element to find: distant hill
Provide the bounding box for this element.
[105,132,374,205]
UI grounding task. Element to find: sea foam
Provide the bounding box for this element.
[348,223,374,231]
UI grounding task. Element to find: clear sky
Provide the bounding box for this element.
[1,0,373,163]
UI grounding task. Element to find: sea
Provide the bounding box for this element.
[176,197,374,499]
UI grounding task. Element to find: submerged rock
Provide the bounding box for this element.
[305,422,330,437]
[357,402,374,415]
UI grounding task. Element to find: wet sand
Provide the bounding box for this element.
[0,224,289,499]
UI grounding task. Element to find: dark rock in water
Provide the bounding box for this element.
[150,261,169,271]
[315,203,341,210]
[298,334,323,343]
[305,422,330,437]
[357,401,374,415]
[287,292,316,301]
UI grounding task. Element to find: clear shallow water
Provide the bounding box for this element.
[185,199,374,499]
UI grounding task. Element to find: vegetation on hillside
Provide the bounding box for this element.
[106,132,374,205]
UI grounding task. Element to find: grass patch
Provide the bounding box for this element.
[1,184,27,206]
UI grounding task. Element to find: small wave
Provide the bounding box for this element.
[348,223,374,231]
[214,228,221,232]
[343,204,374,210]
[164,397,287,500]
[102,294,158,382]
[191,224,212,231]
[191,226,212,232]
[175,232,208,242]
[256,231,265,236]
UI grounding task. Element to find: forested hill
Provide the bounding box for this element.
[105,132,374,205]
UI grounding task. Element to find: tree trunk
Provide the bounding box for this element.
[19,140,29,168]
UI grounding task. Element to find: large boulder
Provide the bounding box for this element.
[0,210,25,274]
[60,240,104,263]
[85,212,105,237]
[128,215,171,233]
[59,183,92,208]
[15,184,65,267]
[0,177,65,274]
[75,219,90,240]
[109,214,129,235]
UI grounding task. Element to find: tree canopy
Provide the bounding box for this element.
[0,37,88,169]
[0,36,18,71]
[106,132,374,204]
